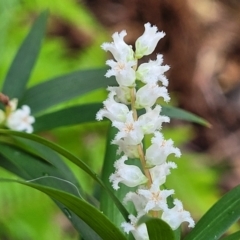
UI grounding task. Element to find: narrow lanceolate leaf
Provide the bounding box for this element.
[2,11,48,99]
[0,180,127,240]
[0,141,101,240]
[160,106,210,127]
[0,129,129,221]
[138,216,175,240]
[221,231,240,240]
[184,185,240,240]
[34,103,102,132]
[20,68,115,115]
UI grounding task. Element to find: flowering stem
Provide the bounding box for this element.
[130,87,152,188]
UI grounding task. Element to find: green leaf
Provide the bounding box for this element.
[221,231,240,240]
[2,11,48,99]
[138,216,175,240]
[184,185,240,240]
[20,68,115,114]
[0,141,102,240]
[0,129,129,221]
[0,179,127,240]
[161,106,210,127]
[34,103,102,132]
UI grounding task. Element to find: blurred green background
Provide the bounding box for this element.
[0,0,231,239]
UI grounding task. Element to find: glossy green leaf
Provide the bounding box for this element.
[20,68,115,114]
[221,231,240,240]
[0,141,101,240]
[2,11,48,99]
[138,216,175,240]
[184,185,240,240]
[160,106,210,127]
[0,129,129,221]
[34,103,102,132]
[0,179,127,240]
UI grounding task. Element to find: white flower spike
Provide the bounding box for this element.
[97,23,194,236]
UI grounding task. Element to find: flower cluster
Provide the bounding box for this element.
[0,97,35,133]
[97,23,194,239]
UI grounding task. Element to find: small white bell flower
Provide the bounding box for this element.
[146,131,181,166]
[138,184,174,212]
[112,138,140,158]
[136,54,170,86]
[107,86,132,105]
[149,162,177,187]
[162,199,195,230]
[135,23,165,59]
[109,156,148,190]
[121,214,149,240]
[124,191,148,218]
[96,91,130,122]
[6,105,35,133]
[138,105,170,134]
[105,59,137,87]
[112,111,144,145]
[101,30,134,62]
[135,84,170,109]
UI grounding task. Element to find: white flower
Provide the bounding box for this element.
[149,162,177,187]
[101,30,134,62]
[135,23,165,58]
[124,192,148,217]
[136,54,169,86]
[96,91,130,122]
[109,156,148,190]
[135,84,170,109]
[138,184,174,212]
[138,105,170,134]
[112,138,140,158]
[6,105,35,133]
[112,111,144,145]
[121,214,149,240]
[162,199,195,230]
[105,59,136,87]
[145,132,181,166]
[107,86,132,104]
